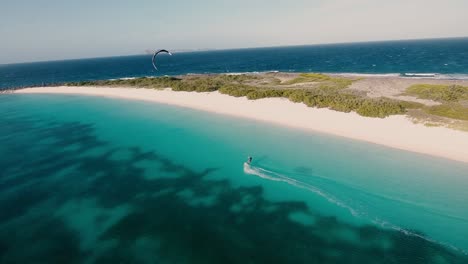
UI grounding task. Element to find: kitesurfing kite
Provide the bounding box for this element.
[152,49,172,70]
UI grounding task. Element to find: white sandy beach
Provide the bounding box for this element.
[16,86,468,163]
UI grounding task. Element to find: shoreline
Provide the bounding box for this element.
[15,86,468,164]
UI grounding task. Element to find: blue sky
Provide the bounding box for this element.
[1,0,468,64]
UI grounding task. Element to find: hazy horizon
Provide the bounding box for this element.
[2,0,468,64]
[3,36,468,66]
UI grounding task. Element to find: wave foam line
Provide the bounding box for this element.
[374,218,467,255]
[243,163,468,255]
[243,163,359,216]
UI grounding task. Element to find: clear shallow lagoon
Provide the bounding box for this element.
[1,94,468,263]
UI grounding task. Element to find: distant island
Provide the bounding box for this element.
[14,72,468,163]
[63,72,468,130]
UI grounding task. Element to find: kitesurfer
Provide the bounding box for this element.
[152,49,172,70]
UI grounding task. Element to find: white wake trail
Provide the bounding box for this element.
[243,162,468,255]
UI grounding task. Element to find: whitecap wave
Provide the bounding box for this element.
[402,73,437,78]
[402,73,468,80]
[332,73,401,78]
[182,71,468,80]
[107,77,138,81]
[331,72,468,80]
[225,71,279,75]
[435,74,468,80]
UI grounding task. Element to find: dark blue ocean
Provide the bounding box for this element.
[1,38,468,90]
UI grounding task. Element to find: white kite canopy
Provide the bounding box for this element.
[152,49,172,70]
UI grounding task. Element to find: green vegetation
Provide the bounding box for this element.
[404,84,468,102]
[424,123,441,127]
[402,83,468,121]
[68,76,181,89]
[219,87,406,117]
[281,73,355,91]
[398,100,425,109]
[426,103,468,121]
[71,74,468,119]
[69,75,259,92]
[282,73,332,84]
[355,99,406,118]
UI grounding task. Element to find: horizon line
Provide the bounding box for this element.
[2,35,467,66]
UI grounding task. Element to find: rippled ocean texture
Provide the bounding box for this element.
[1,94,467,263]
[1,38,468,89]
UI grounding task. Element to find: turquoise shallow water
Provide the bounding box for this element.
[1,94,468,263]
